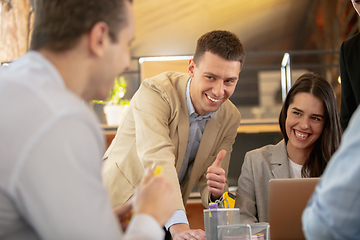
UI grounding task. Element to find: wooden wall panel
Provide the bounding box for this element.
[140,58,190,82]
[0,0,32,63]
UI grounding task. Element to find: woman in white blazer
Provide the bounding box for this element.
[235,72,342,224]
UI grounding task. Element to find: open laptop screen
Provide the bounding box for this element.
[269,178,320,240]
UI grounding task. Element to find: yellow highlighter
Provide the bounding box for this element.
[222,192,235,208]
[208,191,235,209]
[153,165,163,176]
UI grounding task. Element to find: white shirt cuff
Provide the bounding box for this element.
[164,210,189,230]
[126,214,165,240]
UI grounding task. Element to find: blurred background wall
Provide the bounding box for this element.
[1,0,359,186]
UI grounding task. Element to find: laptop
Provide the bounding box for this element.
[269,178,320,240]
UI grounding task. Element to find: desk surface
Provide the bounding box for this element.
[103,124,281,134]
[237,124,280,133]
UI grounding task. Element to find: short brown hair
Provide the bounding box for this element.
[30,0,132,51]
[193,30,245,68]
[279,72,342,177]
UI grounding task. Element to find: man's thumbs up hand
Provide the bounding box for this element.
[206,150,227,200]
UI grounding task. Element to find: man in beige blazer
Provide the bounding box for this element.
[102,30,245,239]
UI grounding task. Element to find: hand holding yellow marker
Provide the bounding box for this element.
[125,165,163,225]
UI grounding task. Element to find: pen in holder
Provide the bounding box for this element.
[210,191,236,209]
[205,192,239,239]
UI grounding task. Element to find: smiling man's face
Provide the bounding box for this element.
[188,51,241,115]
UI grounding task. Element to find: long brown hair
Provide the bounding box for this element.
[279,73,342,177]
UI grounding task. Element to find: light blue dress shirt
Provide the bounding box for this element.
[302,106,360,240]
[165,78,215,230]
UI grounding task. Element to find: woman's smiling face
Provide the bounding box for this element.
[285,92,325,155]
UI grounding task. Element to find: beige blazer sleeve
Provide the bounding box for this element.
[235,140,290,224]
[102,72,188,210]
[102,71,241,212]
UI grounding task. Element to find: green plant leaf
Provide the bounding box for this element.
[93,76,129,105]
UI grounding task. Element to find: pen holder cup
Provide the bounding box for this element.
[217,223,270,240]
[203,208,240,240]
